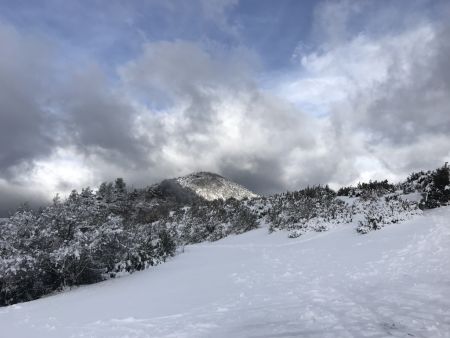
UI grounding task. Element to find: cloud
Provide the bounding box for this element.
[1,1,450,215]
[332,21,450,175]
[0,179,48,217]
[0,36,318,205]
[120,41,318,192]
[56,64,150,166]
[312,0,363,48]
[361,24,450,144]
[0,23,57,174]
[279,0,450,183]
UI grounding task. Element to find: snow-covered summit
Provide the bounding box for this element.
[173,171,258,201]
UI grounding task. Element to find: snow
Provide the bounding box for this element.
[401,192,423,203]
[175,172,258,201]
[1,207,450,337]
[336,196,357,206]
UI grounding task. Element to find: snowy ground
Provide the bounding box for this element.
[1,207,450,338]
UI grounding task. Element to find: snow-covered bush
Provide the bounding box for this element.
[399,166,450,209]
[0,180,178,306]
[266,186,352,237]
[355,195,421,234]
[260,183,422,238]
[337,180,396,198]
[163,197,258,244]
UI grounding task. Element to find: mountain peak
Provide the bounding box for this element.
[174,171,258,201]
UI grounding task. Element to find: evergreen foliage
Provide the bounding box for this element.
[0,181,177,306]
[337,180,395,197]
[0,178,258,306]
[400,165,450,209]
[264,185,349,237]
[355,195,420,234]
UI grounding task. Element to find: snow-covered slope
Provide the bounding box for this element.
[1,207,449,337]
[174,171,258,201]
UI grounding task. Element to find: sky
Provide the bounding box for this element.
[0,0,449,215]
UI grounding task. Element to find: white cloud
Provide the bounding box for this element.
[278,24,435,115]
[273,18,449,184]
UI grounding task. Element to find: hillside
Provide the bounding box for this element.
[1,165,448,307]
[173,171,259,201]
[1,206,449,337]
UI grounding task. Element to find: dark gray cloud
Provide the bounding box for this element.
[57,65,151,167]
[0,180,48,217]
[220,158,286,195]
[0,24,56,174]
